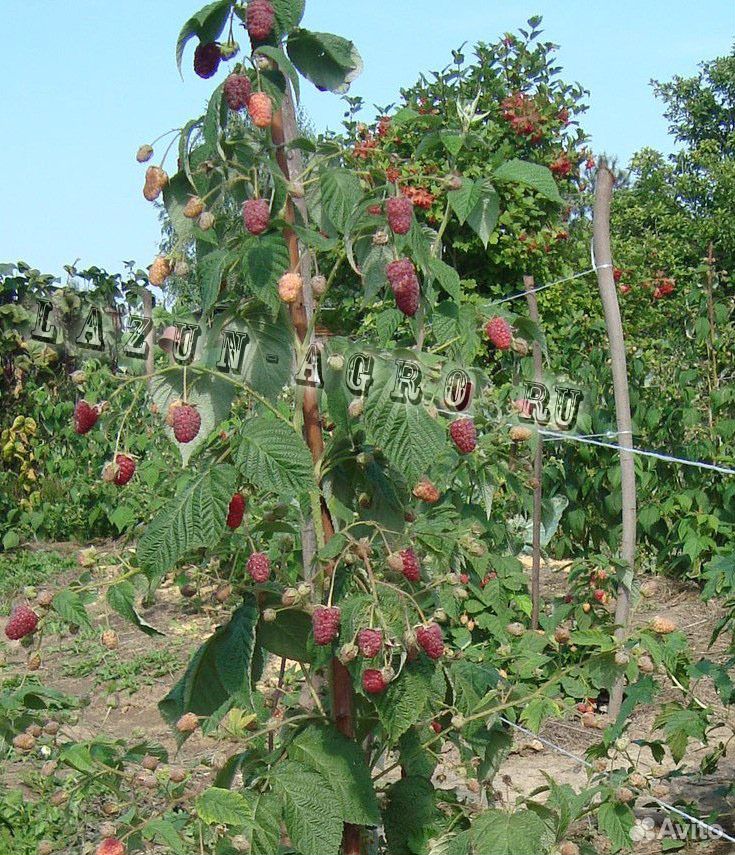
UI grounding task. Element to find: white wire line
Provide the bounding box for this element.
[539,429,735,477]
[498,716,735,843]
[496,264,612,304]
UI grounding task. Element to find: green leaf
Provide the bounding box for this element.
[597,801,634,852]
[2,530,19,550]
[272,760,342,855]
[255,45,300,102]
[272,0,306,36]
[288,724,381,825]
[52,589,90,629]
[245,791,282,855]
[106,581,164,637]
[196,787,252,826]
[241,234,291,316]
[374,661,435,741]
[138,464,236,578]
[427,257,462,302]
[287,29,362,93]
[142,819,186,854]
[199,248,231,315]
[375,308,403,345]
[471,808,552,855]
[494,159,562,204]
[159,597,259,731]
[466,180,500,248]
[237,414,315,496]
[439,131,465,156]
[320,168,363,231]
[257,604,313,661]
[162,172,197,243]
[384,776,437,855]
[519,697,561,733]
[447,177,483,224]
[176,0,232,73]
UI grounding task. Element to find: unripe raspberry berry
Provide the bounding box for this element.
[412,477,440,504]
[176,712,199,734]
[263,608,277,622]
[511,337,529,356]
[215,583,232,603]
[171,403,201,443]
[312,606,341,645]
[136,144,154,163]
[485,316,513,349]
[386,258,420,316]
[148,256,172,286]
[198,211,215,230]
[43,720,59,736]
[99,823,117,840]
[638,655,655,673]
[246,551,270,583]
[416,623,444,659]
[338,642,359,664]
[449,418,477,453]
[372,229,389,246]
[95,839,126,855]
[357,628,382,658]
[38,841,54,855]
[506,621,525,637]
[183,196,205,219]
[242,198,270,235]
[101,630,119,650]
[386,196,413,234]
[348,398,364,418]
[281,587,300,606]
[509,425,532,443]
[278,272,302,303]
[5,605,39,640]
[143,165,168,202]
[226,493,246,529]
[398,548,420,582]
[248,91,273,128]
[431,720,442,734]
[362,669,387,694]
[220,40,240,60]
[224,73,252,110]
[327,354,344,371]
[651,615,676,634]
[174,260,190,277]
[141,754,160,771]
[559,843,580,855]
[169,766,187,783]
[73,400,99,434]
[193,42,221,79]
[311,274,327,296]
[554,626,570,644]
[246,0,275,41]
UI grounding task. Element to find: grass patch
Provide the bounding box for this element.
[0,550,74,614]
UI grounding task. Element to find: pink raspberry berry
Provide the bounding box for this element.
[112,454,136,486]
[242,198,270,235]
[362,669,387,694]
[416,623,444,660]
[73,400,99,434]
[226,493,245,529]
[5,605,39,640]
[386,258,420,317]
[357,628,383,658]
[485,316,513,350]
[449,418,477,454]
[245,0,275,41]
[172,404,201,443]
[386,196,413,234]
[246,552,270,583]
[224,73,252,110]
[312,606,341,645]
[399,548,421,582]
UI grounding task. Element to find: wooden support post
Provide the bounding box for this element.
[593,164,637,719]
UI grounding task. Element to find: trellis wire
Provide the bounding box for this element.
[498,716,735,844]
[496,264,612,304]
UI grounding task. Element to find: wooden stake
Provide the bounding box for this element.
[593,164,637,719]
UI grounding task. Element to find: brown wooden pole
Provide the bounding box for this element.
[523,275,543,630]
[593,164,637,719]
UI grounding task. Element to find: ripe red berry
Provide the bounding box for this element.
[449,418,477,453]
[73,400,99,434]
[485,316,513,350]
[593,589,606,602]
[431,720,442,734]
[246,552,270,583]
[242,198,270,235]
[399,548,421,582]
[367,203,382,216]
[312,606,341,645]
[362,669,387,694]
[224,73,252,111]
[416,623,444,660]
[113,454,135,486]
[96,839,126,855]
[386,258,420,317]
[613,267,623,283]
[193,42,221,79]
[357,628,383,658]
[226,493,245,529]
[246,0,275,41]
[5,605,39,640]
[386,196,413,234]
[172,404,201,443]
[460,573,469,585]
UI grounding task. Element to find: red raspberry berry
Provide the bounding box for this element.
[449,418,477,453]
[96,839,126,855]
[362,669,387,694]
[224,73,252,111]
[73,400,99,434]
[5,605,39,640]
[386,258,420,317]
[550,153,572,177]
[312,606,341,645]
[113,454,135,486]
[386,196,413,234]
[248,91,273,128]
[416,623,444,660]
[226,493,246,529]
[460,573,469,585]
[593,589,606,602]
[613,267,623,283]
[357,628,383,658]
[386,167,400,184]
[246,552,270,583]
[399,548,421,582]
[172,404,201,443]
[246,0,275,41]
[193,42,221,79]
[242,198,270,235]
[484,316,513,350]
[431,720,442,734]
[367,203,382,216]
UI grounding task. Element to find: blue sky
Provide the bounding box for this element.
[1,1,732,281]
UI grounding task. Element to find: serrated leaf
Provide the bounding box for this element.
[439,131,465,156]
[237,414,315,496]
[196,787,252,826]
[142,819,186,854]
[375,308,403,344]
[447,177,483,224]
[597,801,635,852]
[374,661,435,741]
[52,589,90,629]
[245,791,282,855]
[466,180,500,248]
[241,234,291,316]
[138,464,236,577]
[384,776,438,855]
[176,0,232,73]
[257,604,313,662]
[159,598,259,732]
[255,45,300,102]
[519,696,561,733]
[320,168,363,231]
[288,724,381,825]
[106,581,163,637]
[199,248,231,314]
[287,29,362,93]
[471,808,551,855]
[494,159,562,204]
[162,172,197,243]
[272,761,342,855]
[427,257,462,302]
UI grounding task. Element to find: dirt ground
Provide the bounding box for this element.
[2,545,734,854]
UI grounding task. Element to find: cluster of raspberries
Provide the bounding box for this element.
[386,258,420,317]
[500,93,544,141]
